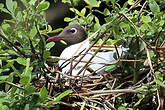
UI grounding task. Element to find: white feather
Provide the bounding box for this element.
[59,41,129,76]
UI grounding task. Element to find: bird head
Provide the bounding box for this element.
[47,24,87,45]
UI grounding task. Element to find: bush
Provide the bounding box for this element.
[0,0,165,109]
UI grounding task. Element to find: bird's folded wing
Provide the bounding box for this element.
[58,47,129,76]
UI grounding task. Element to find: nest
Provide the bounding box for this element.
[40,41,147,109]
[40,30,165,109]
[39,22,165,109]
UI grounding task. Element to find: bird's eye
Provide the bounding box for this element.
[69,28,77,34]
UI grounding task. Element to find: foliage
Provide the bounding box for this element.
[0,0,165,109]
[0,0,71,109]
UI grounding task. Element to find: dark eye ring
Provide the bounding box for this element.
[69,28,77,34]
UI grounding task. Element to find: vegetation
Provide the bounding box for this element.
[0,0,164,109]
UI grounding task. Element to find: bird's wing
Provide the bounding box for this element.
[59,46,129,76]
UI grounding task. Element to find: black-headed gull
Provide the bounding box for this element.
[47,24,128,76]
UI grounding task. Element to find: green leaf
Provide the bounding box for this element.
[87,14,94,24]
[94,23,100,31]
[16,11,23,22]
[29,0,37,5]
[0,3,10,14]
[95,16,100,25]
[47,58,59,62]
[0,91,8,98]
[134,98,143,108]
[142,15,151,23]
[21,0,28,6]
[105,16,113,22]
[5,74,13,92]
[148,0,160,14]
[29,26,37,38]
[62,0,71,4]
[84,0,101,8]
[140,24,148,32]
[154,78,165,88]
[16,57,27,66]
[47,25,53,32]
[110,0,119,6]
[20,75,30,86]
[43,50,50,59]
[70,8,82,16]
[36,0,50,11]
[0,3,4,9]
[155,71,163,81]
[1,23,13,35]
[24,58,31,75]
[32,39,40,47]
[119,22,130,32]
[106,39,118,45]
[81,8,86,16]
[24,104,30,110]
[25,84,36,95]
[128,0,135,5]
[48,28,63,34]
[118,106,126,110]
[10,87,17,98]
[6,0,14,13]
[20,59,32,86]
[149,50,154,58]
[46,42,55,49]
[103,8,110,16]
[106,83,112,89]
[96,39,103,44]
[105,64,116,72]
[159,20,164,26]
[0,69,2,74]
[40,86,48,100]
[13,1,17,14]
[64,17,72,22]
[47,90,72,105]
[20,67,33,86]
[4,19,16,24]
[0,76,9,83]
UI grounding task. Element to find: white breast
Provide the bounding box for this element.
[59,41,90,59]
[59,41,129,76]
[59,41,91,76]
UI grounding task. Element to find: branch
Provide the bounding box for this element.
[35,23,45,60]
[72,88,142,96]
[4,81,24,90]
[0,29,27,57]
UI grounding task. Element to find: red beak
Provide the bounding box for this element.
[46,36,63,42]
